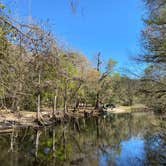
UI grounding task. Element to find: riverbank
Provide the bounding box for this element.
[0,108,97,132]
[0,105,149,132]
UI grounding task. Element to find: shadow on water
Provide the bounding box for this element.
[0,112,165,166]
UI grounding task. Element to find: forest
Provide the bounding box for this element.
[0,0,165,165]
[0,0,165,123]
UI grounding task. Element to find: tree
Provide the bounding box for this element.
[139,0,166,112]
[95,55,117,109]
[0,1,130,118]
[112,76,140,106]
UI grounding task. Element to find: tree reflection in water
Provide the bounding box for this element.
[0,113,165,166]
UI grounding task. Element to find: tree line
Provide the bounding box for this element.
[138,0,166,112]
[0,0,165,121]
[0,3,136,114]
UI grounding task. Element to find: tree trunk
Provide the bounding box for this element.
[95,52,101,110]
[74,99,79,111]
[95,92,99,109]
[64,81,68,113]
[37,72,41,120]
[64,97,67,113]
[37,94,40,120]
[53,93,57,117]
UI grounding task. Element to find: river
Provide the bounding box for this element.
[0,112,165,166]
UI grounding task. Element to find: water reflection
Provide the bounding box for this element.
[0,113,165,166]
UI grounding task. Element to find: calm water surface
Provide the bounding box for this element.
[0,113,165,166]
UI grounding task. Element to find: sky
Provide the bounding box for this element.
[3,0,145,70]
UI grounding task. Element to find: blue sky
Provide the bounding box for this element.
[4,0,144,70]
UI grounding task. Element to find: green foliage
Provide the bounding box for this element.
[0,2,148,114]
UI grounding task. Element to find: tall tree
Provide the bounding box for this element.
[140,0,166,112]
